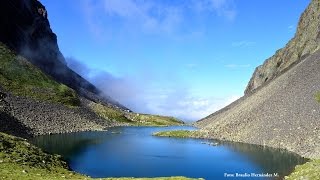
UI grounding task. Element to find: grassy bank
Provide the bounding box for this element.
[315,91,320,103]
[153,130,199,138]
[0,132,83,179]
[0,43,80,107]
[285,159,320,179]
[0,132,202,180]
[89,102,184,126]
[105,178,202,180]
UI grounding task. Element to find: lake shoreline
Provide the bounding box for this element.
[31,126,307,179]
[2,123,314,179]
[0,131,203,180]
[153,129,320,179]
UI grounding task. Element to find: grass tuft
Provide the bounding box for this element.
[285,159,320,180]
[153,130,198,138]
[315,91,320,103]
[0,43,80,107]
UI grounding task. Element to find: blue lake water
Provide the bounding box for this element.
[31,126,306,179]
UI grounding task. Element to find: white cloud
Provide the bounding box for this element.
[67,57,241,122]
[192,0,237,21]
[81,0,237,39]
[82,0,183,35]
[103,0,141,17]
[211,0,237,20]
[231,41,256,48]
[143,88,241,121]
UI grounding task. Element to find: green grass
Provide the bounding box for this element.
[126,113,184,126]
[0,132,84,180]
[0,43,80,107]
[0,132,203,180]
[153,130,199,138]
[89,102,184,126]
[315,91,320,103]
[105,178,203,180]
[285,159,320,180]
[89,102,133,123]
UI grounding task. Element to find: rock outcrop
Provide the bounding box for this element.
[245,0,320,94]
[196,0,320,159]
[0,0,127,110]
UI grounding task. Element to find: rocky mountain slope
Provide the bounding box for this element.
[0,36,182,138]
[195,0,320,159]
[245,0,320,94]
[0,0,183,137]
[0,0,126,110]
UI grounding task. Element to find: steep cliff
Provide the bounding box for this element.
[0,0,126,110]
[245,0,320,94]
[196,0,320,159]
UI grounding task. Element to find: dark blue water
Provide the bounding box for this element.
[31,126,306,179]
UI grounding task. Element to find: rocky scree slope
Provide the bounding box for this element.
[0,42,183,136]
[196,50,320,159]
[0,42,112,136]
[245,0,320,94]
[196,0,320,159]
[0,0,127,110]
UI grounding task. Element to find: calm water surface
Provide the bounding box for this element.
[31,126,306,179]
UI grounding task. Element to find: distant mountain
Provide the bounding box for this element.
[195,0,320,159]
[0,0,127,110]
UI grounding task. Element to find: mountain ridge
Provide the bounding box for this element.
[195,0,320,159]
[0,0,127,110]
[245,0,320,94]
[0,0,184,137]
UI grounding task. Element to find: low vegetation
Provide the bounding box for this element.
[285,159,320,180]
[89,102,133,123]
[105,178,202,180]
[153,130,199,138]
[89,102,184,126]
[0,132,84,180]
[126,113,184,126]
[315,91,320,103]
[0,132,202,180]
[0,43,80,107]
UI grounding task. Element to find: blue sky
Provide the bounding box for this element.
[41,0,310,121]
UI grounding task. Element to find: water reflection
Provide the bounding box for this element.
[211,140,307,179]
[31,131,106,160]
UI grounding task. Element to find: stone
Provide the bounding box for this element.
[245,0,320,94]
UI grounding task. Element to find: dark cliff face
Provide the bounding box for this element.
[245,0,320,94]
[0,0,127,110]
[0,0,65,66]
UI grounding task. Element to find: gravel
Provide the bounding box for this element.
[0,89,114,137]
[195,51,320,159]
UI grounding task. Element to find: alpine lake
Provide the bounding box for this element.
[31,126,307,180]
